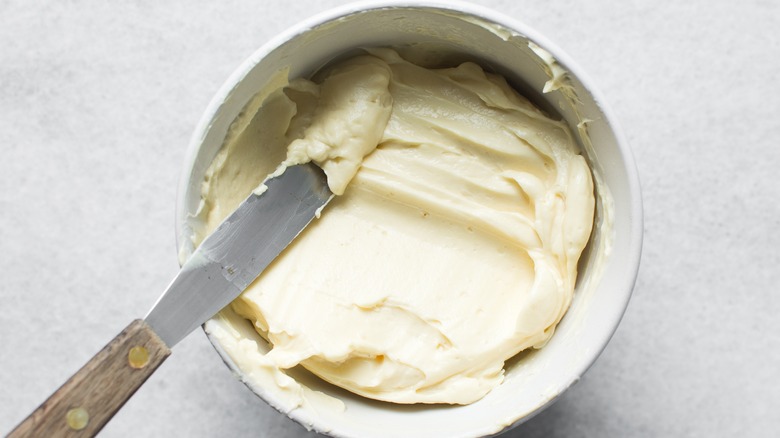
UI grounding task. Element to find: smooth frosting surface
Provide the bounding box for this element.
[200,48,594,405]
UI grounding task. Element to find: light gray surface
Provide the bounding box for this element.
[1,0,777,437]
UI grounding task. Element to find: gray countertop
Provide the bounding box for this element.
[1,1,777,436]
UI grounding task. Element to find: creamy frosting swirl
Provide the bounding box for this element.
[200,48,594,405]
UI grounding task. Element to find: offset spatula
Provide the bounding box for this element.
[9,163,332,437]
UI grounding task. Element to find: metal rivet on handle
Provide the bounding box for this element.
[66,407,89,430]
[128,346,149,369]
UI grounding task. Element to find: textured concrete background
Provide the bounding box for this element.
[1,0,778,436]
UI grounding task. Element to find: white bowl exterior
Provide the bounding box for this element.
[175,1,643,437]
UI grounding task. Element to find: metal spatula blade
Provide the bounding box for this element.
[9,162,332,438]
[146,162,332,347]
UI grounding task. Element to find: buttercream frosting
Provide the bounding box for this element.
[199,48,595,405]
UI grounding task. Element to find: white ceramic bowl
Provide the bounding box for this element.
[175,1,643,436]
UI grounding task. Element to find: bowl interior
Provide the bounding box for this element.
[177,3,641,437]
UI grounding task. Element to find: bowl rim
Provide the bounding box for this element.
[175,0,644,436]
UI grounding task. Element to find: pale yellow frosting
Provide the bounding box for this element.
[200,48,594,405]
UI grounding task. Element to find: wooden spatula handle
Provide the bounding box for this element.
[8,319,171,437]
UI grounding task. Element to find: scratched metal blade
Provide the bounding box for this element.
[145,163,332,347]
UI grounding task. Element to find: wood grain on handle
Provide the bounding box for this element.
[8,319,171,438]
